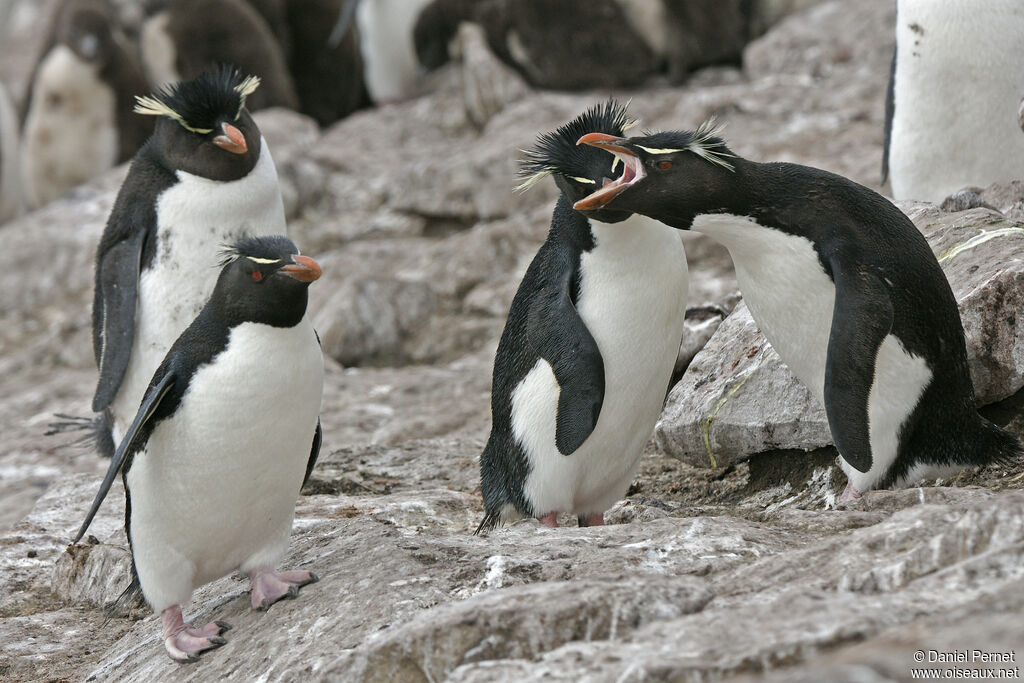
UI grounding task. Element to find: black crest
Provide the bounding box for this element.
[219,234,298,267]
[518,99,637,190]
[134,64,260,133]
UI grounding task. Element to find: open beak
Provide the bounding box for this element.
[573,133,646,211]
[280,254,322,283]
[212,122,248,155]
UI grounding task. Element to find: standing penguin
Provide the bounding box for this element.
[19,0,151,209]
[75,235,324,663]
[883,0,1024,202]
[92,66,287,459]
[574,126,1024,500]
[478,101,688,531]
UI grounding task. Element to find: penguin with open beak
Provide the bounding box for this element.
[477,101,688,531]
[573,127,1023,501]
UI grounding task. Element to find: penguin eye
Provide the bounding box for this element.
[657,160,672,171]
[251,270,263,282]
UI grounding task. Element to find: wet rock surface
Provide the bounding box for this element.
[1,0,1023,681]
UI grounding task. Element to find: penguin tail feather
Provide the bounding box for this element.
[103,574,145,622]
[972,418,1024,469]
[474,509,501,536]
[44,413,115,458]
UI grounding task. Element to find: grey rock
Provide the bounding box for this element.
[658,203,1024,468]
[335,575,713,681]
[658,301,832,468]
[940,188,996,213]
[748,0,828,37]
[251,107,322,220]
[315,276,437,366]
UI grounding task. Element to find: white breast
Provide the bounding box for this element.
[20,45,118,209]
[126,318,323,612]
[109,142,286,444]
[693,214,932,491]
[357,0,432,102]
[889,0,1024,202]
[514,214,688,517]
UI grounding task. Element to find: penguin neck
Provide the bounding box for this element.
[209,288,309,330]
[683,159,815,239]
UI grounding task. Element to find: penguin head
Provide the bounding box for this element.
[214,235,322,328]
[573,122,739,230]
[518,99,639,224]
[56,0,117,64]
[134,65,263,181]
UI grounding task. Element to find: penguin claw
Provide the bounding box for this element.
[248,567,318,611]
[837,483,863,505]
[162,606,228,662]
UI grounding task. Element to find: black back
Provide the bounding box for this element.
[882,44,897,184]
[286,0,369,126]
[148,0,298,111]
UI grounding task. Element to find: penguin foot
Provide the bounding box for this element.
[538,513,558,528]
[577,513,605,527]
[837,483,862,505]
[161,605,228,663]
[248,567,319,611]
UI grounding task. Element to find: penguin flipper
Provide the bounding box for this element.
[882,44,896,185]
[92,229,146,412]
[74,370,176,544]
[527,244,605,456]
[302,418,322,489]
[823,264,894,474]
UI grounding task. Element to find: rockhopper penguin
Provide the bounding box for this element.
[75,235,324,663]
[477,101,688,531]
[91,66,287,459]
[574,126,1024,501]
[883,0,1024,202]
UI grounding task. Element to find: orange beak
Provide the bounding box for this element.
[572,133,645,211]
[212,122,248,155]
[280,254,322,283]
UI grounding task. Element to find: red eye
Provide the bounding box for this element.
[252,271,263,281]
[658,160,672,170]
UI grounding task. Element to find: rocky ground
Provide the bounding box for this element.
[2,1,1023,681]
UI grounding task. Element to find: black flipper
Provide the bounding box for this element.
[74,370,175,543]
[302,418,322,488]
[92,229,146,412]
[823,263,894,474]
[881,44,896,185]
[526,241,605,456]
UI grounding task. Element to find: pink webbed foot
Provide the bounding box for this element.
[248,567,319,611]
[578,513,605,527]
[161,605,229,663]
[837,482,862,505]
[538,512,559,528]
